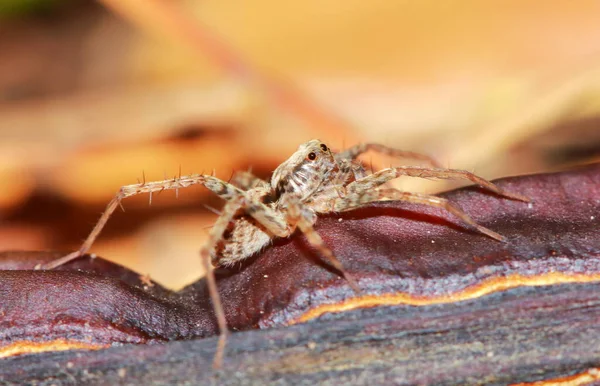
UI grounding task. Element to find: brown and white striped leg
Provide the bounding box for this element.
[335,143,443,168]
[199,195,246,369]
[347,166,531,203]
[37,174,245,270]
[331,188,505,241]
[229,170,269,190]
[284,199,361,294]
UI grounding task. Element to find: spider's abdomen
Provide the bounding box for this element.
[211,216,272,267]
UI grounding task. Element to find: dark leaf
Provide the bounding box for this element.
[1,163,599,384]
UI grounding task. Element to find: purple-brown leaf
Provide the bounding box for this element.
[1,164,599,384]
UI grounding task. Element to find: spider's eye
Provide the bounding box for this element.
[320,144,328,151]
[307,152,317,161]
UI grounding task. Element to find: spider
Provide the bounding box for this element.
[38,139,529,368]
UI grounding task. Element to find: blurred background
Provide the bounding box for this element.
[1,0,600,289]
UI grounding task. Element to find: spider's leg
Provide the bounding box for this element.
[283,200,361,294]
[347,166,530,202]
[38,174,244,270]
[330,188,505,241]
[230,170,269,190]
[335,143,442,168]
[199,195,246,369]
[225,195,361,293]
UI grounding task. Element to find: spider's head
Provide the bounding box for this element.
[271,139,336,201]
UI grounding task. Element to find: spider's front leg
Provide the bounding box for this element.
[37,174,244,270]
[229,195,362,294]
[283,199,361,294]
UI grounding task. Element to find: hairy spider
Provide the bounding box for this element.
[38,139,529,368]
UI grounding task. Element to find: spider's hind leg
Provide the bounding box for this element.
[335,143,442,168]
[346,166,530,203]
[229,170,269,190]
[38,174,244,270]
[332,188,505,241]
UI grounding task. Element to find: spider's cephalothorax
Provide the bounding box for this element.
[41,139,530,368]
[271,140,339,202]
